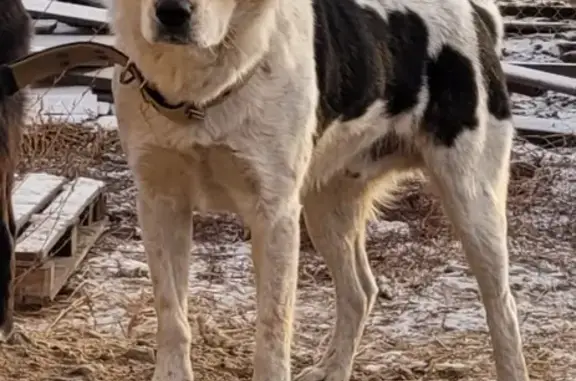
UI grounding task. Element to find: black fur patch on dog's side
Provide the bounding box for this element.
[313,0,509,154]
[313,0,387,127]
[313,1,430,129]
[381,11,429,117]
[422,45,479,146]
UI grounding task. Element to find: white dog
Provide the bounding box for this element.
[108,0,529,380]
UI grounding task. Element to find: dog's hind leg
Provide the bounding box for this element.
[132,150,194,381]
[296,174,378,381]
[421,122,529,381]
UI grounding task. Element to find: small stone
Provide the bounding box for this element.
[377,275,396,300]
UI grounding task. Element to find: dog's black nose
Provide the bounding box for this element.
[155,0,191,28]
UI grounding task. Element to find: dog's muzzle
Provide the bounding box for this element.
[154,0,193,44]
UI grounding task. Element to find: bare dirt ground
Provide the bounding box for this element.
[1,3,575,381]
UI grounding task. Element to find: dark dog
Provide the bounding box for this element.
[0,0,31,342]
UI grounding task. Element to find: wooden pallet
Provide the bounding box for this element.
[12,172,108,304]
[24,0,109,30]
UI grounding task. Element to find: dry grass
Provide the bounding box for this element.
[2,315,574,381]
[0,119,572,381]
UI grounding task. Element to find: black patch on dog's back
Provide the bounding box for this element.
[382,11,429,116]
[313,1,506,151]
[422,46,479,146]
[313,1,430,130]
[471,5,512,121]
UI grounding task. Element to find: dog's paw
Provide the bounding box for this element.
[295,365,349,381]
[152,369,194,381]
[152,351,194,381]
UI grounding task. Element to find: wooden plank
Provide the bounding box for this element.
[506,81,545,97]
[50,22,98,35]
[58,0,105,8]
[504,20,576,34]
[98,101,111,115]
[94,90,113,103]
[14,262,55,301]
[506,62,576,78]
[16,177,105,260]
[25,113,98,126]
[11,173,67,231]
[48,221,107,300]
[513,115,576,141]
[32,34,115,52]
[27,86,100,117]
[503,62,576,96]
[24,0,109,30]
[33,19,58,34]
[66,67,113,91]
[91,115,117,130]
[15,220,107,304]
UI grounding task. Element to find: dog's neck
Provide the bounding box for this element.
[111,9,281,107]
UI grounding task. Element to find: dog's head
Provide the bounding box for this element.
[136,0,274,49]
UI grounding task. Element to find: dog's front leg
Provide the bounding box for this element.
[134,158,194,381]
[249,200,301,381]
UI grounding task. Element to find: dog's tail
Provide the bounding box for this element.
[470,0,505,57]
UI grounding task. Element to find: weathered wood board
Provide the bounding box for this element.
[503,62,576,97]
[507,62,576,79]
[32,34,115,52]
[24,0,109,30]
[514,115,576,146]
[33,19,58,34]
[65,67,114,92]
[15,221,106,304]
[12,173,108,304]
[26,86,100,116]
[59,0,106,9]
[12,173,67,232]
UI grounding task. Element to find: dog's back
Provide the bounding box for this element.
[309,0,510,185]
[0,0,31,341]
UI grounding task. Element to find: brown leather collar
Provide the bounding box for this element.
[0,41,255,125]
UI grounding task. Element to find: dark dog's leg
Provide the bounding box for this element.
[0,173,15,342]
